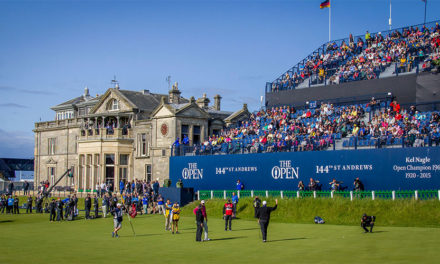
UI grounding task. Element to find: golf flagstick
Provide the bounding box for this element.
[121,196,136,237]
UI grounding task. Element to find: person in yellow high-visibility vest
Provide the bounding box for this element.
[164,200,172,231]
[171,202,181,234]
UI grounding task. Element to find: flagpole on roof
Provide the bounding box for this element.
[329,1,331,42]
[424,0,427,25]
[389,0,392,31]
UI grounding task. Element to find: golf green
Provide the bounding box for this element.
[0,211,439,264]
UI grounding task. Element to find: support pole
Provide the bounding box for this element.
[297,191,300,198]
[251,190,254,198]
[210,190,213,199]
[237,190,240,199]
[224,190,226,200]
[350,191,353,201]
[415,190,418,200]
[331,190,334,198]
[265,190,269,198]
[392,191,396,200]
[280,191,284,199]
[313,191,317,199]
[372,191,375,200]
[329,5,331,42]
[424,0,427,26]
[197,190,200,200]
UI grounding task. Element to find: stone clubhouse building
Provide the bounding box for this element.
[33,82,250,192]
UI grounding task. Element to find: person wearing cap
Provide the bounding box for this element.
[223,199,234,231]
[256,199,278,242]
[195,204,204,242]
[171,202,180,234]
[112,203,123,238]
[164,199,173,231]
[361,213,375,233]
[200,200,210,241]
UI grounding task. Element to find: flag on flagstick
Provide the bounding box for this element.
[320,0,330,9]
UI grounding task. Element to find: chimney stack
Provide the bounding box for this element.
[214,94,222,111]
[168,82,181,104]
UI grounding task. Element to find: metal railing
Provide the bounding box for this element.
[197,189,440,201]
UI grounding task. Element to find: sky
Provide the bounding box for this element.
[0,0,438,158]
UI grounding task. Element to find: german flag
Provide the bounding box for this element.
[320,0,330,9]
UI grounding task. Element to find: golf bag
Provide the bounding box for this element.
[314,216,325,224]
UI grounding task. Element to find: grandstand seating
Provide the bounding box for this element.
[172,99,440,156]
[266,21,440,92]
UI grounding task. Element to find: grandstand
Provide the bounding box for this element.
[170,21,440,193]
[265,21,440,109]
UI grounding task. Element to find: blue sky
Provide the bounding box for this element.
[0,0,438,158]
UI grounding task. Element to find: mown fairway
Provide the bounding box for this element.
[0,210,439,264]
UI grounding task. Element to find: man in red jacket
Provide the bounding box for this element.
[223,199,234,231]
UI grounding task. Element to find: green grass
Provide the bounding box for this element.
[181,198,440,227]
[0,209,439,264]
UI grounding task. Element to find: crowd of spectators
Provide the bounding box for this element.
[173,98,440,156]
[272,23,440,91]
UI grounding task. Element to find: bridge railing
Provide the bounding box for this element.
[196,189,440,201]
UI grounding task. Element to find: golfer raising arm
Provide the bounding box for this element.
[256,199,278,242]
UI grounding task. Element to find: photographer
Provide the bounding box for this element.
[354,177,364,191]
[361,213,375,233]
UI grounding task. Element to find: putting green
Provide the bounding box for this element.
[0,211,439,264]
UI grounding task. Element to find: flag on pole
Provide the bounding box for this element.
[320,0,330,9]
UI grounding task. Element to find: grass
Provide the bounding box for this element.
[181,198,440,227]
[1,206,440,264]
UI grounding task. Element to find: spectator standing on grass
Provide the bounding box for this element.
[102,194,109,218]
[56,198,64,221]
[256,199,278,243]
[13,195,19,214]
[93,194,99,218]
[100,182,107,197]
[26,194,33,213]
[119,179,125,195]
[85,194,92,219]
[157,194,165,215]
[0,195,6,213]
[49,199,56,222]
[142,194,149,215]
[308,178,317,191]
[7,195,13,214]
[354,177,365,191]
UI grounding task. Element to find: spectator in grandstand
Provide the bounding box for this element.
[223,199,234,231]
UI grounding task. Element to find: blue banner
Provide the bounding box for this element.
[170,147,440,191]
